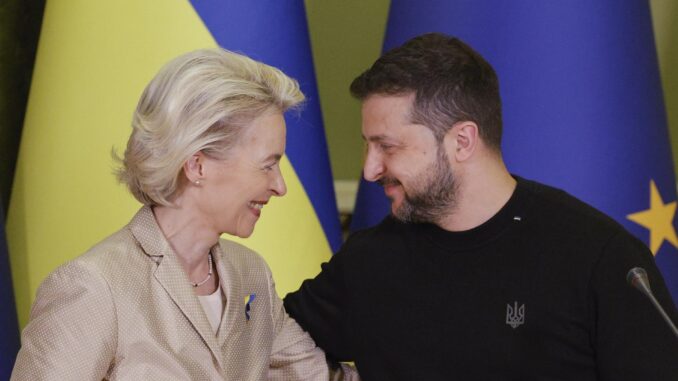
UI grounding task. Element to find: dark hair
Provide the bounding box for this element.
[350,33,502,150]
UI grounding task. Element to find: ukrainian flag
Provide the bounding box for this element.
[6,1,341,328]
[352,0,678,302]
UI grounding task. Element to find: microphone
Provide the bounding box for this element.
[626,267,678,339]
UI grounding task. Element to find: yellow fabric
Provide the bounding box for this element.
[11,206,335,380]
[7,0,331,328]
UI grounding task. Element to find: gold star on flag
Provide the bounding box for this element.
[627,180,678,255]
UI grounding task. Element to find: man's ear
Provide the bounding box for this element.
[444,121,479,162]
[183,151,206,184]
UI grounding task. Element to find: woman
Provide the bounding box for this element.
[12,48,355,380]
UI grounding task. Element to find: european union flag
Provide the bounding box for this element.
[1,201,20,379]
[350,0,678,302]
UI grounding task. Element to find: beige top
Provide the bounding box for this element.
[12,206,358,380]
[198,284,225,333]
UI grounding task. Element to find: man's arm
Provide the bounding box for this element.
[267,263,359,380]
[592,231,678,380]
[284,249,353,362]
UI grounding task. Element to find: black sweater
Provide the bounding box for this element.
[285,178,678,380]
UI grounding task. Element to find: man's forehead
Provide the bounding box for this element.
[362,94,412,126]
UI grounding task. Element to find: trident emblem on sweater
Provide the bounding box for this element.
[506,301,525,329]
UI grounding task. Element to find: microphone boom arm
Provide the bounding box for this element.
[627,267,678,340]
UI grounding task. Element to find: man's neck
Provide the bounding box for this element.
[436,158,516,232]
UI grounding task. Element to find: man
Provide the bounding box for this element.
[284,33,678,380]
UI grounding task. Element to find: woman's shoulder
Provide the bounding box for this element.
[30,231,133,318]
[52,226,147,284]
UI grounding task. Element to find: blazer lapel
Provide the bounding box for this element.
[213,242,241,349]
[128,206,225,371]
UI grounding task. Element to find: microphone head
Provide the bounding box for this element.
[627,267,647,284]
[627,267,652,295]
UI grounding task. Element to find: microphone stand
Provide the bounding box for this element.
[627,267,678,340]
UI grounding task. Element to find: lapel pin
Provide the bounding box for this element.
[244,293,256,322]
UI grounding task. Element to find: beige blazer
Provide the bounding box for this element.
[12,207,349,380]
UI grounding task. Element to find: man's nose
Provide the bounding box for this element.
[363,148,384,182]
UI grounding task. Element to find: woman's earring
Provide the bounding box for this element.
[194,180,201,185]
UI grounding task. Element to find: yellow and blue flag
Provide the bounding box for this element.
[7,0,340,328]
[351,0,678,302]
[188,2,342,253]
[0,202,20,379]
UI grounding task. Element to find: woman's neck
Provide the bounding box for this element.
[152,201,220,294]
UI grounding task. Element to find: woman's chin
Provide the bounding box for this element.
[232,223,256,239]
[223,211,263,238]
[235,231,254,239]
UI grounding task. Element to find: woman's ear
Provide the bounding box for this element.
[183,151,205,184]
[444,121,479,162]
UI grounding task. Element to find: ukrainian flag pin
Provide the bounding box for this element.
[244,293,256,322]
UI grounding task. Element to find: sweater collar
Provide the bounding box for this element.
[412,175,529,251]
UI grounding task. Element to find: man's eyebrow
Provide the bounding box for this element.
[263,153,282,162]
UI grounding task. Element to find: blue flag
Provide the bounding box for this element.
[350,0,678,302]
[350,177,391,232]
[1,201,20,378]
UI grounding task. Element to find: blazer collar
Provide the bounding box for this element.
[127,206,225,370]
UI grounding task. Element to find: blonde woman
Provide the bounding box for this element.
[12,48,356,380]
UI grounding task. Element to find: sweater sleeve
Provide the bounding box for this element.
[268,263,360,381]
[11,261,117,381]
[590,231,678,380]
[267,263,328,380]
[283,248,352,362]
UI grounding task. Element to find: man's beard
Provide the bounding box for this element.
[380,147,458,224]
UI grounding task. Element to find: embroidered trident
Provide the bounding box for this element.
[506,301,525,329]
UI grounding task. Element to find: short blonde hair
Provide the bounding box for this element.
[116,48,304,206]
